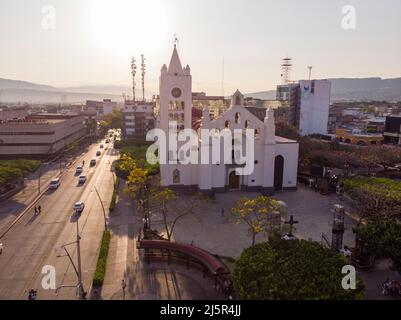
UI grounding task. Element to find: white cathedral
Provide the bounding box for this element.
[157,45,299,195]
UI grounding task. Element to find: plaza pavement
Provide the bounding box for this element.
[100,183,224,300]
[102,183,400,300]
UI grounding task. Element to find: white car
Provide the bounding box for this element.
[49,178,60,190]
[78,175,87,184]
[73,201,85,213]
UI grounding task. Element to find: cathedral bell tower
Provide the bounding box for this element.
[159,42,194,187]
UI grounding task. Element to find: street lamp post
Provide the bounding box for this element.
[38,162,49,194]
[56,218,86,300]
[94,186,108,231]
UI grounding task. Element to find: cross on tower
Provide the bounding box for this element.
[284,215,299,236]
[173,34,179,48]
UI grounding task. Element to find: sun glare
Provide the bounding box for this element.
[89,0,171,58]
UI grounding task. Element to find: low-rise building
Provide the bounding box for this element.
[86,99,119,116]
[335,128,383,146]
[383,115,401,145]
[0,113,86,158]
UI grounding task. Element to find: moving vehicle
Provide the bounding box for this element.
[100,144,104,149]
[49,178,60,190]
[78,175,87,184]
[105,139,110,143]
[73,201,85,213]
[90,159,96,166]
[75,166,83,175]
[96,151,101,156]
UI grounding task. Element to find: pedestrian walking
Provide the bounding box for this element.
[221,208,225,217]
[121,279,127,300]
[34,206,38,215]
[38,205,41,214]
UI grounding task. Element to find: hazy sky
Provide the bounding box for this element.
[1,0,400,95]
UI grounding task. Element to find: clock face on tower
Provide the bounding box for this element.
[171,87,182,98]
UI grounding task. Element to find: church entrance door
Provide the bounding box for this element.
[229,171,240,190]
[274,155,284,191]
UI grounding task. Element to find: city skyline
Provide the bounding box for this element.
[0,0,400,95]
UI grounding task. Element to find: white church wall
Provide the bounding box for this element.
[275,142,299,189]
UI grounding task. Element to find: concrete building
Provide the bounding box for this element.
[86,99,119,116]
[122,101,155,138]
[192,92,229,120]
[0,113,86,158]
[298,80,331,135]
[158,45,299,194]
[276,80,331,136]
[383,115,401,145]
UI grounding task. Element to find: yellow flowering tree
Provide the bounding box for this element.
[230,196,283,246]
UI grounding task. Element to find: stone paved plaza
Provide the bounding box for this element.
[168,185,357,258]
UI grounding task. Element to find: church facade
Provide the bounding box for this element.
[157,46,299,195]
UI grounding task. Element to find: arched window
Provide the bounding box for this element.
[235,112,241,124]
[245,120,251,129]
[225,120,231,128]
[255,128,261,138]
[173,169,180,184]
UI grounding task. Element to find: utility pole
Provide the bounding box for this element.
[76,219,84,299]
[94,186,108,230]
[56,219,85,299]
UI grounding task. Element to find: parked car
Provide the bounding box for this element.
[78,175,87,184]
[73,201,85,213]
[96,151,101,156]
[75,166,83,175]
[90,159,96,166]
[48,178,60,190]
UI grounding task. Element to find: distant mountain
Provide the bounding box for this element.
[61,85,131,96]
[0,78,125,103]
[0,78,58,92]
[1,77,401,103]
[245,77,401,102]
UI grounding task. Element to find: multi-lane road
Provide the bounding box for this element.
[0,138,119,300]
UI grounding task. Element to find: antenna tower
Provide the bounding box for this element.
[131,57,137,102]
[281,57,292,84]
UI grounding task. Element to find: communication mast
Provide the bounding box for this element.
[308,66,313,81]
[281,57,292,84]
[141,54,146,102]
[131,57,137,102]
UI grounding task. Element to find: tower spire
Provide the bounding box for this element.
[168,37,183,74]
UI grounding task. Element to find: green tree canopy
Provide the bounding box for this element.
[355,219,401,271]
[100,109,123,129]
[233,238,365,300]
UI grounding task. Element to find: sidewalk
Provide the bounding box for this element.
[100,182,224,300]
